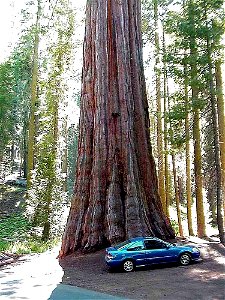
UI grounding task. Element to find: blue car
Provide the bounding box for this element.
[105,237,201,272]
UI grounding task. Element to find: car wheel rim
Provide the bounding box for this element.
[180,254,190,265]
[124,261,133,272]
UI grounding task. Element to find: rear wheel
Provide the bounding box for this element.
[179,253,191,266]
[123,260,134,272]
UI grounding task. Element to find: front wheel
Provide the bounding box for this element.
[123,260,134,272]
[179,253,191,266]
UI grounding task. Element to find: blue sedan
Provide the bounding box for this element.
[105,237,201,272]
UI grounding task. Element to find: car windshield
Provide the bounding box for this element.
[114,240,131,250]
[166,241,174,247]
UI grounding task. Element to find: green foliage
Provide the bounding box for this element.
[0,214,31,240]
[0,213,60,254]
[141,0,154,44]
[167,103,186,121]
[7,238,59,254]
[0,25,33,180]
[0,213,32,251]
[0,62,15,156]
[170,219,179,236]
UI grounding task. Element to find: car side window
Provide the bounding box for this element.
[127,241,145,251]
[144,240,166,250]
[127,246,144,251]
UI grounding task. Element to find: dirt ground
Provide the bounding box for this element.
[59,238,225,300]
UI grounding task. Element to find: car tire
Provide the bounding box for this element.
[123,259,135,272]
[179,253,191,266]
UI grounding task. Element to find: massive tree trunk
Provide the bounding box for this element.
[60,0,174,256]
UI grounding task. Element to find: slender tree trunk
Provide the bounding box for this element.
[23,119,28,179]
[60,0,174,256]
[172,154,184,237]
[193,108,206,237]
[205,26,224,243]
[162,26,170,217]
[166,70,183,237]
[27,0,41,187]
[0,155,3,180]
[188,1,206,237]
[154,0,166,212]
[11,142,15,172]
[42,39,63,240]
[42,103,59,241]
[215,61,225,229]
[184,59,194,236]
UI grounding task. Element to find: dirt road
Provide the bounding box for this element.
[59,237,225,300]
[0,237,224,300]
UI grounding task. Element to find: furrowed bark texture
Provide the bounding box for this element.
[61,0,174,256]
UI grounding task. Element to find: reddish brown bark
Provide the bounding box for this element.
[60,0,174,256]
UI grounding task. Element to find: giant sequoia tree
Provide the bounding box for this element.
[60,0,174,256]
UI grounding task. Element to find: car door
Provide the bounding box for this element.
[144,240,171,265]
[126,241,146,267]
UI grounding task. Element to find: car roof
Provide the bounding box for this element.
[129,236,161,242]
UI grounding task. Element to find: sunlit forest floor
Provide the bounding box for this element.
[0,181,58,256]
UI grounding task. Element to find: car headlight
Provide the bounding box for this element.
[106,253,117,260]
[192,247,200,253]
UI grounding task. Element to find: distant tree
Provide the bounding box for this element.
[27,0,41,188]
[29,0,75,240]
[153,0,166,212]
[202,0,224,243]
[11,32,33,177]
[0,62,15,168]
[215,61,225,227]
[172,154,184,236]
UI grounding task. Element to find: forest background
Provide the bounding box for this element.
[0,0,224,253]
